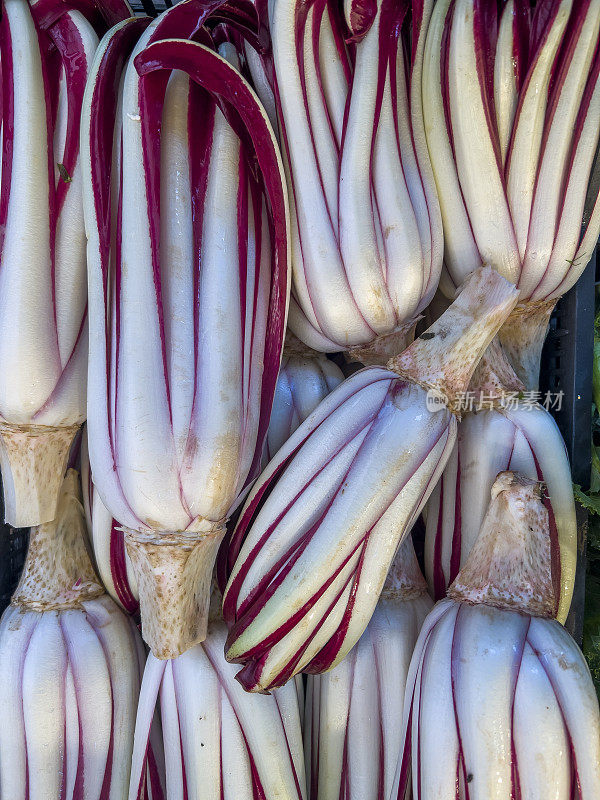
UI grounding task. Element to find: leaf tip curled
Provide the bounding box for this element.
[343,0,378,40]
[233,659,272,694]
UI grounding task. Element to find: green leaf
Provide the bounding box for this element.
[573,483,600,515]
[57,163,72,183]
[588,516,600,554]
[591,445,600,493]
[584,575,600,700]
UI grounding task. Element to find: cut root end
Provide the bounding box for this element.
[387,266,519,412]
[347,320,419,366]
[0,422,81,527]
[13,469,104,610]
[498,299,556,392]
[448,472,556,617]
[124,525,226,659]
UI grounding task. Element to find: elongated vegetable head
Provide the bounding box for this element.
[267,0,443,353]
[425,369,577,623]
[424,0,600,387]
[0,0,129,527]
[223,268,518,692]
[394,472,600,800]
[82,1,290,657]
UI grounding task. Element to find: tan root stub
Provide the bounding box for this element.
[13,469,104,611]
[387,266,519,413]
[498,298,556,392]
[468,337,525,406]
[382,535,429,601]
[0,421,81,527]
[449,471,556,618]
[348,319,419,366]
[124,523,227,659]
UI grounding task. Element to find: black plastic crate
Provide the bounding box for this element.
[539,256,596,641]
[0,526,28,613]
